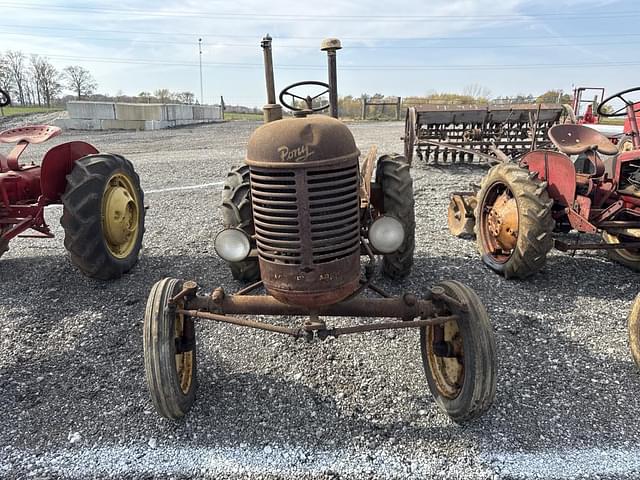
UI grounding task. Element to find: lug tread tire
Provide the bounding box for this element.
[377,154,415,279]
[474,162,554,279]
[421,280,497,423]
[61,154,145,280]
[143,278,197,419]
[220,165,260,282]
[628,293,640,369]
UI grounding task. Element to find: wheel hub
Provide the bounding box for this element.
[486,192,518,251]
[102,174,139,258]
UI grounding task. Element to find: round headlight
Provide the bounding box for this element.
[369,216,405,253]
[214,228,251,262]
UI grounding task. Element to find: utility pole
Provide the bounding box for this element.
[198,38,204,105]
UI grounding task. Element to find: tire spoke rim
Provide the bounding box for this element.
[603,231,640,261]
[174,302,194,395]
[427,320,465,399]
[480,182,519,263]
[102,173,140,259]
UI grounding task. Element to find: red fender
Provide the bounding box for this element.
[519,150,576,207]
[40,141,99,202]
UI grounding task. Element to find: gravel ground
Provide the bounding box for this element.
[1,120,639,479]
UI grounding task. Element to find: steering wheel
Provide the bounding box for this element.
[597,87,640,117]
[0,87,10,108]
[279,81,330,112]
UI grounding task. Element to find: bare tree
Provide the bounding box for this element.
[0,54,12,94]
[154,88,171,103]
[64,65,97,100]
[462,84,492,101]
[176,91,195,104]
[31,56,62,108]
[6,51,27,105]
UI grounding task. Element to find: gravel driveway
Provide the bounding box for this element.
[1,120,639,479]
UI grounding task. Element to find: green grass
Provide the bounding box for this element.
[224,112,262,121]
[0,106,63,117]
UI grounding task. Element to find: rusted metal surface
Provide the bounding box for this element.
[188,289,436,320]
[320,38,341,119]
[406,103,564,165]
[447,193,477,237]
[245,115,361,308]
[548,124,618,156]
[260,35,282,123]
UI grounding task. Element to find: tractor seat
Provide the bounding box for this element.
[0,125,62,145]
[548,124,618,156]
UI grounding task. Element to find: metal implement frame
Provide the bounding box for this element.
[171,281,464,341]
[406,103,564,165]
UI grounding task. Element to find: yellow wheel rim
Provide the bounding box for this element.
[175,302,194,395]
[603,231,640,262]
[101,173,140,259]
[427,320,465,399]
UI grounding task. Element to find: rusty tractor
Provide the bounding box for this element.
[448,87,640,278]
[143,36,497,423]
[0,87,145,279]
[403,102,566,166]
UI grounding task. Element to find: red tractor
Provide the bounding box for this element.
[0,87,145,279]
[448,87,640,278]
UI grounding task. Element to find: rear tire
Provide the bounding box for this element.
[376,154,415,279]
[61,154,145,280]
[474,163,554,279]
[144,278,197,419]
[221,165,260,282]
[420,280,496,423]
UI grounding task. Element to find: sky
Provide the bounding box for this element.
[1,0,637,106]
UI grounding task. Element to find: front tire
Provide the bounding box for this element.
[144,278,197,419]
[602,231,640,271]
[420,280,496,423]
[61,154,144,280]
[474,162,554,279]
[376,154,415,280]
[629,293,640,369]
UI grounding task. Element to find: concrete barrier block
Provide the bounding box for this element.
[102,119,148,130]
[164,104,193,121]
[54,118,103,130]
[115,103,163,121]
[67,101,115,120]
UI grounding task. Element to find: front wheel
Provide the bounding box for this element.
[61,154,145,280]
[420,280,496,423]
[143,278,197,419]
[602,231,640,271]
[629,293,640,369]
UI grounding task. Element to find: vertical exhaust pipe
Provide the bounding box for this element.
[321,38,342,119]
[261,34,283,123]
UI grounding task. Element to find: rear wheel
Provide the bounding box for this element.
[61,154,144,280]
[376,154,415,279]
[144,278,197,419]
[474,163,554,279]
[602,231,640,271]
[420,280,496,423]
[221,165,259,282]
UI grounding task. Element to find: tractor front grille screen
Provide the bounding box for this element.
[250,163,360,266]
[308,164,360,264]
[251,169,302,265]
